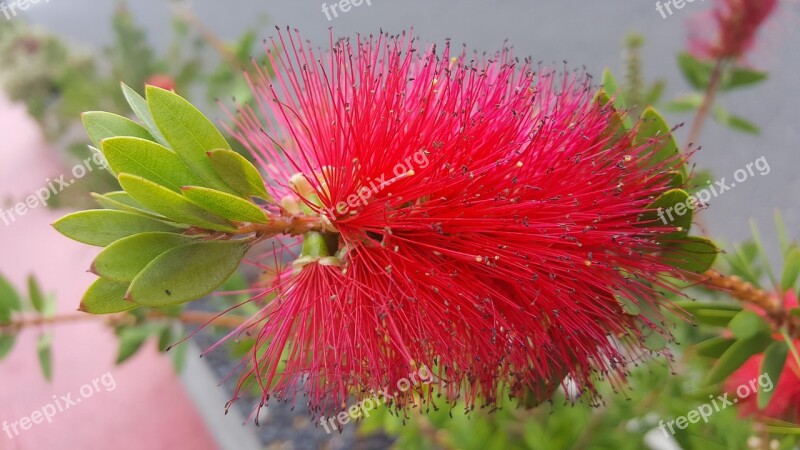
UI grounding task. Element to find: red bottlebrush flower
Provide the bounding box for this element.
[688,0,778,60]
[219,30,690,420]
[145,74,176,92]
[726,290,800,423]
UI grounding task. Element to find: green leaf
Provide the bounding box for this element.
[759,341,788,409]
[729,310,771,340]
[775,209,791,256]
[662,237,719,273]
[181,187,268,224]
[157,326,172,352]
[641,189,693,239]
[634,107,686,182]
[601,68,630,117]
[118,174,236,232]
[145,86,235,193]
[695,337,736,359]
[691,308,739,327]
[664,94,703,113]
[207,149,272,200]
[79,278,139,314]
[677,53,713,90]
[781,248,800,292]
[82,111,154,147]
[53,210,184,247]
[28,275,45,314]
[127,239,252,307]
[116,326,152,364]
[0,334,15,359]
[171,340,188,373]
[92,232,196,282]
[724,67,768,91]
[101,137,204,191]
[37,333,53,381]
[706,333,773,385]
[91,192,164,219]
[121,82,170,147]
[712,106,760,135]
[0,274,22,324]
[673,300,742,313]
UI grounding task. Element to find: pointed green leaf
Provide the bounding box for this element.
[691,309,739,327]
[171,340,188,373]
[116,326,152,364]
[37,333,53,381]
[0,275,22,324]
[91,192,165,219]
[724,67,768,91]
[640,189,693,239]
[695,337,735,359]
[54,210,184,247]
[181,187,268,224]
[712,106,760,135]
[601,68,630,123]
[28,275,44,314]
[677,53,714,90]
[121,82,170,147]
[145,86,235,193]
[775,209,791,256]
[706,333,773,385]
[207,149,272,200]
[118,174,236,232]
[635,107,686,181]
[92,232,196,282]
[0,334,15,359]
[157,326,172,352]
[729,310,771,340]
[82,111,154,147]
[781,248,800,292]
[127,240,252,307]
[79,278,139,315]
[759,341,788,409]
[662,237,718,273]
[101,137,204,191]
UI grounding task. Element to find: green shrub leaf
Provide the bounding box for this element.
[181,186,268,224]
[781,248,800,292]
[207,149,272,201]
[53,210,184,247]
[79,278,139,315]
[729,310,771,340]
[121,83,170,147]
[662,237,719,273]
[635,107,686,182]
[641,189,693,239]
[127,240,252,307]
[82,111,154,147]
[101,137,204,191]
[706,333,773,385]
[759,341,788,409]
[118,174,236,232]
[92,232,197,282]
[145,86,236,193]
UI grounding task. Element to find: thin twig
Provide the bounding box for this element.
[685,58,726,149]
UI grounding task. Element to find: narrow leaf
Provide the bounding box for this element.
[145,86,235,193]
[781,248,800,292]
[79,278,139,315]
[181,186,268,224]
[0,334,15,359]
[758,341,788,409]
[706,333,773,385]
[92,232,196,282]
[695,337,735,359]
[116,326,152,364]
[127,240,252,307]
[207,149,272,200]
[729,310,771,340]
[121,82,170,147]
[37,333,53,381]
[91,192,165,219]
[101,137,204,191]
[640,189,693,239]
[82,111,154,147]
[53,210,184,247]
[28,275,45,314]
[662,237,719,273]
[118,174,236,232]
[634,107,686,181]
